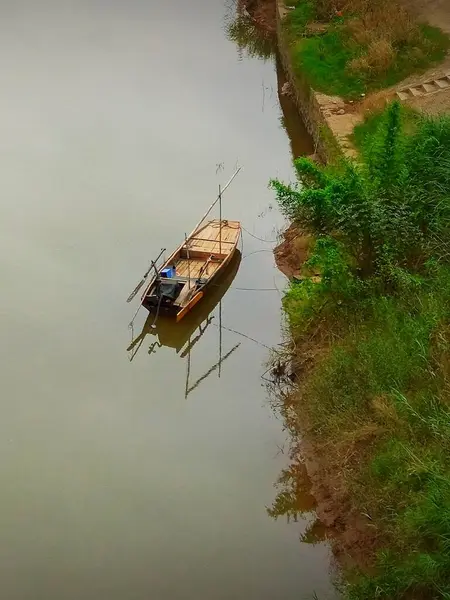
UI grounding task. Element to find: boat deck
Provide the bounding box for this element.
[185,220,241,257]
[175,258,220,279]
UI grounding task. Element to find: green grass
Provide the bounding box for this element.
[283,3,450,99]
[291,29,365,97]
[284,0,317,42]
[272,105,450,598]
[352,104,420,160]
[284,268,450,599]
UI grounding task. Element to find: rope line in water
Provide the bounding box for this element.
[241,225,278,244]
[242,249,274,259]
[208,281,279,291]
[211,322,273,350]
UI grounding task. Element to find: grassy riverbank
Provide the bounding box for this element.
[283,0,449,98]
[272,102,450,598]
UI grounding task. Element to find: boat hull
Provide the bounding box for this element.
[142,219,241,322]
[144,245,237,321]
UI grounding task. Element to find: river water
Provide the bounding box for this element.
[0,1,337,598]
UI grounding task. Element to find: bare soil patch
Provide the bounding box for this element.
[274,224,312,278]
[300,434,382,570]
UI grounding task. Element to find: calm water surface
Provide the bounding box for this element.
[0,1,336,598]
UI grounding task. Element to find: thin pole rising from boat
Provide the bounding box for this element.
[219,184,222,257]
[185,232,191,287]
[190,166,241,236]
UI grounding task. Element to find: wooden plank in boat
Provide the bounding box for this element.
[189,237,235,244]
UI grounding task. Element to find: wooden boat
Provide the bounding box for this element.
[141,219,241,322]
[127,250,241,360]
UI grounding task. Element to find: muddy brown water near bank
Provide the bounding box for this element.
[276,57,315,161]
[0,1,336,598]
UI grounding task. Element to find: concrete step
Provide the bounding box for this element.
[421,82,438,93]
[397,90,412,101]
[396,73,450,102]
[435,77,450,89]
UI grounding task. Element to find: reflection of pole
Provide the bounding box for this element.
[185,343,240,398]
[185,335,191,400]
[218,300,222,378]
[219,184,222,257]
[180,316,214,358]
[128,336,145,362]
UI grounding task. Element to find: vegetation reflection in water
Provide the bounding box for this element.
[225,1,276,60]
[266,421,330,546]
[127,250,242,398]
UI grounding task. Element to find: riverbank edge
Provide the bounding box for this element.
[273,14,363,569]
[272,0,382,579]
[271,0,450,586]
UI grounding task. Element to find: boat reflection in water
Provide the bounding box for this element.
[127,250,242,397]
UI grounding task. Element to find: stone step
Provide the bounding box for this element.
[396,73,450,102]
[422,82,438,93]
[397,90,411,101]
[435,78,450,89]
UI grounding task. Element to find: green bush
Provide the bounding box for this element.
[272,103,450,291]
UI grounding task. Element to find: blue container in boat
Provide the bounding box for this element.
[161,266,176,278]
